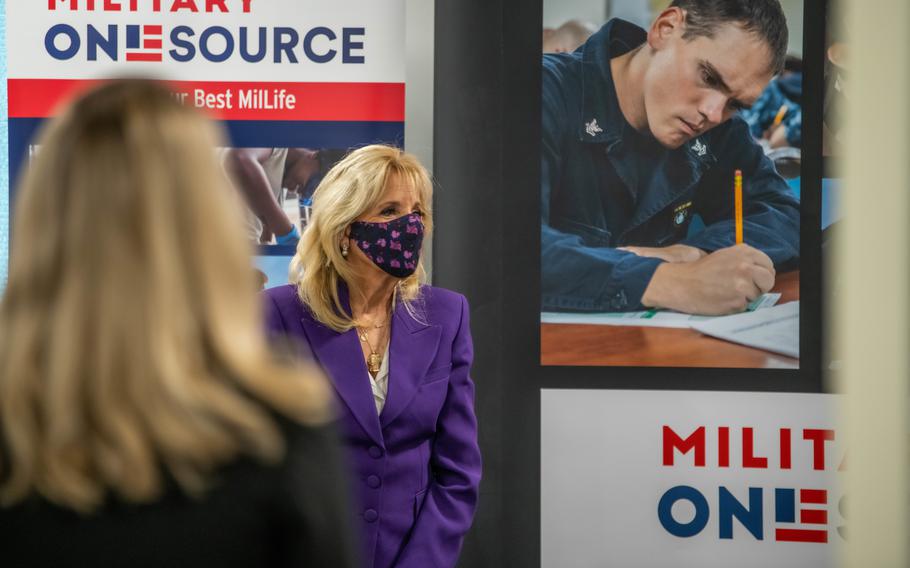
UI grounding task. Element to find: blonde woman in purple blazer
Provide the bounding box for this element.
[263,145,481,568]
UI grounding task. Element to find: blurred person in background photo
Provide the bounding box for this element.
[822,7,847,157]
[740,55,803,150]
[224,147,349,247]
[543,19,598,53]
[0,80,357,568]
[263,144,482,568]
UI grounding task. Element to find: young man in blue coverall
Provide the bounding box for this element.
[542,0,800,316]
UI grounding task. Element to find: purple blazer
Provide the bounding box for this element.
[263,284,481,568]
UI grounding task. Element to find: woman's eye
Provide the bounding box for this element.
[380,207,397,216]
[412,209,423,217]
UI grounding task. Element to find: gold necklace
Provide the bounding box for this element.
[358,324,387,376]
[354,300,392,376]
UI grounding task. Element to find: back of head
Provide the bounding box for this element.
[670,0,789,75]
[0,79,329,512]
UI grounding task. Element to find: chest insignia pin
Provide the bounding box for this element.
[673,201,693,226]
[585,118,603,137]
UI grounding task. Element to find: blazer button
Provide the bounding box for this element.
[364,509,379,523]
[368,446,383,459]
[366,475,381,488]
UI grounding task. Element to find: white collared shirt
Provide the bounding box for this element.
[368,344,390,416]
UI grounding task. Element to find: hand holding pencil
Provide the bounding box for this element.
[641,244,776,315]
[639,167,779,315]
[764,104,789,148]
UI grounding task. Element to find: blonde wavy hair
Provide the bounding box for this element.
[0,80,330,513]
[290,144,433,331]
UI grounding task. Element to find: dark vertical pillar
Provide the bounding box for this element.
[434,0,541,566]
[500,0,543,565]
[433,1,505,566]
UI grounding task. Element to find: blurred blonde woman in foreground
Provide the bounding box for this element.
[0,80,357,568]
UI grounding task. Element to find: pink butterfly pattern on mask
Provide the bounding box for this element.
[348,213,424,278]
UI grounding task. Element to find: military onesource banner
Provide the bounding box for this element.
[542,389,842,568]
[6,0,406,287]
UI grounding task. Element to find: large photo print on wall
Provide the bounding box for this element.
[540,0,805,368]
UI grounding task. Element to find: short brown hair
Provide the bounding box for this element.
[670,0,789,75]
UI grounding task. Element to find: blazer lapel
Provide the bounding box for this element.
[299,292,384,447]
[380,300,442,428]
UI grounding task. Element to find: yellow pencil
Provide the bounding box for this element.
[771,104,788,129]
[734,169,743,245]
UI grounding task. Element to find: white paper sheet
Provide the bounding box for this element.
[690,301,799,358]
[540,293,781,329]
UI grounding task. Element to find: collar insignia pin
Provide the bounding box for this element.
[585,118,603,137]
[673,201,693,226]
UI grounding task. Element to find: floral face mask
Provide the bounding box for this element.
[348,213,424,278]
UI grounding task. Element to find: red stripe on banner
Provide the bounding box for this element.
[144,25,163,35]
[799,509,828,524]
[8,79,406,121]
[8,79,100,117]
[718,426,729,467]
[800,489,827,504]
[776,529,828,543]
[144,39,163,49]
[126,53,163,62]
[779,428,791,469]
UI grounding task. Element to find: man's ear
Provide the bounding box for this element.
[648,7,686,50]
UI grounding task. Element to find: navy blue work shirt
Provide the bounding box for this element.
[542,19,800,312]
